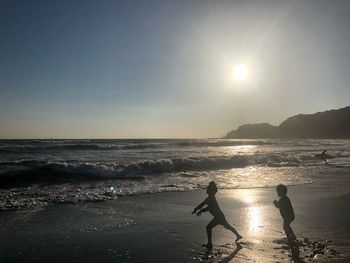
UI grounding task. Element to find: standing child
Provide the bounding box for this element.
[273,184,297,242]
[192,181,242,250]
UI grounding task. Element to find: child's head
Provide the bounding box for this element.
[276,184,287,197]
[206,181,218,196]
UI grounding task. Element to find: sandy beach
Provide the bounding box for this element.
[1,167,349,263]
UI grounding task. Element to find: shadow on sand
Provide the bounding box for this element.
[219,242,242,263]
[193,242,242,262]
[273,239,305,262]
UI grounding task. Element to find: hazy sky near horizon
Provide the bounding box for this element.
[1,0,350,138]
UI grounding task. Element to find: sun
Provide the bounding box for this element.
[233,65,248,81]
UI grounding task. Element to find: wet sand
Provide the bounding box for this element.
[0,168,349,262]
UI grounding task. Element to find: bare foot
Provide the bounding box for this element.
[202,243,213,250]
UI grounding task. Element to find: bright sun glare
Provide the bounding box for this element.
[233,65,248,81]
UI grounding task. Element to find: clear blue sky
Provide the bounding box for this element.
[1,0,350,138]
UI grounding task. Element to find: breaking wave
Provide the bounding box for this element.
[1,139,349,210]
[0,153,304,188]
[0,139,274,153]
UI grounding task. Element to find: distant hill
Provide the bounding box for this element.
[224,106,350,139]
[225,123,277,139]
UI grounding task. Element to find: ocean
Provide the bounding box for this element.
[1,139,349,210]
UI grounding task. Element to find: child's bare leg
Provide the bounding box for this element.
[206,219,219,249]
[283,221,296,242]
[222,219,242,241]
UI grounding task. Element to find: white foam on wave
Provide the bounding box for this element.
[40,153,304,177]
[1,139,350,210]
[0,166,316,210]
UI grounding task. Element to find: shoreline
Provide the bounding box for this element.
[0,168,349,262]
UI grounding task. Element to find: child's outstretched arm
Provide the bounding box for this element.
[196,206,209,216]
[191,198,208,214]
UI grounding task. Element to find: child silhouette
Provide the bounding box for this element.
[192,181,242,250]
[273,184,297,242]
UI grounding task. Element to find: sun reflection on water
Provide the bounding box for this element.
[247,206,262,234]
[224,144,257,155]
[232,189,263,236]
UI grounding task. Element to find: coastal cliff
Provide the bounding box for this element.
[225,106,350,139]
